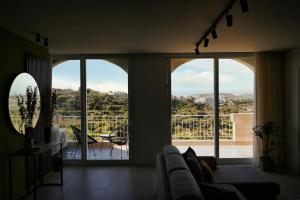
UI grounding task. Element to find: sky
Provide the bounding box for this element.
[52,59,254,96]
[172,59,254,96]
[52,60,128,92]
[9,73,40,96]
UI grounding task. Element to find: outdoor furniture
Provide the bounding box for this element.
[108,125,128,158]
[99,133,112,152]
[70,125,98,157]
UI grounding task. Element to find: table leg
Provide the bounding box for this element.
[9,155,12,200]
[33,155,37,200]
[100,138,104,152]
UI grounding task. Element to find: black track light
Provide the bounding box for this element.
[44,38,48,47]
[204,38,209,47]
[211,29,218,39]
[35,33,40,43]
[240,0,249,13]
[226,14,233,27]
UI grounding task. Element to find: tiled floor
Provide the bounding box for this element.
[63,143,129,160]
[63,142,252,160]
[25,165,300,200]
[26,166,156,200]
[176,145,253,158]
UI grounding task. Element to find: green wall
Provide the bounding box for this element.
[0,27,49,200]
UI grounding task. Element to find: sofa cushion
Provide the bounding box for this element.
[183,153,204,185]
[200,183,246,200]
[170,170,205,200]
[199,160,214,183]
[213,165,280,200]
[163,145,181,155]
[165,154,189,175]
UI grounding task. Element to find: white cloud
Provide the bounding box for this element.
[52,78,80,90]
[52,78,127,92]
[87,82,128,92]
[172,71,235,86]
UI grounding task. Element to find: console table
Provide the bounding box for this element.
[9,142,63,200]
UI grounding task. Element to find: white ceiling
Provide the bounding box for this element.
[0,0,300,54]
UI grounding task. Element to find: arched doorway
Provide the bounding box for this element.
[52,59,129,161]
[171,57,254,158]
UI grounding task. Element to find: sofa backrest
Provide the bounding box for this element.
[156,153,172,200]
[156,145,205,200]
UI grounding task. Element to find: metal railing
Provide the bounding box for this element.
[58,114,233,142]
[171,115,233,140]
[59,115,128,142]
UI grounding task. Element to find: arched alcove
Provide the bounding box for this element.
[52,59,129,161]
[171,57,254,159]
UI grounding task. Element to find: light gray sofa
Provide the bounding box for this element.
[156,145,246,200]
[156,145,280,200]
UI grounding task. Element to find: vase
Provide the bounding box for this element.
[44,126,52,143]
[25,126,34,149]
[260,156,274,171]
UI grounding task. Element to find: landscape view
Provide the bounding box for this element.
[53,58,254,159]
[54,89,253,140]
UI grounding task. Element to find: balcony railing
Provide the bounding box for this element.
[56,114,240,142]
[58,115,128,142]
[171,115,233,140]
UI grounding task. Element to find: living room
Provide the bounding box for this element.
[0,1,300,200]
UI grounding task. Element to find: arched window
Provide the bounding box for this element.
[52,59,128,161]
[171,57,254,158]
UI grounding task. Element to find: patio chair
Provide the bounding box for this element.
[70,125,98,157]
[108,125,128,158]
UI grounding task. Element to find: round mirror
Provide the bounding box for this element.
[8,73,41,134]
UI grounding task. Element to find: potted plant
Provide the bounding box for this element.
[252,122,281,171]
[17,86,38,148]
[44,89,57,143]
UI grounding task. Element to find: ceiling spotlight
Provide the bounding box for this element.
[240,0,249,13]
[35,33,41,43]
[195,47,200,55]
[204,38,209,47]
[226,14,233,27]
[44,38,48,47]
[211,29,218,39]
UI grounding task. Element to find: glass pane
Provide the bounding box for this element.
[171,59,215,156]
[52,60,82,160]
[86,59,128,160]
[219,58,254,158]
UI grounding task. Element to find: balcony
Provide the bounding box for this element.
[55,113,253,160]
[172,113,253,158]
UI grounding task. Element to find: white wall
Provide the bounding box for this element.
[284,47,300,174]
[130,55,171,165]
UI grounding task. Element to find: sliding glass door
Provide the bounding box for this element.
[171,59,215,156]
[86,59,128,160]
[52,60,82,160]
[171,57,254,159]
[218,58,254,158]
[52,58,129,161]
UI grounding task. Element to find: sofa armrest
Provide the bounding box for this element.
[197,156,217,170]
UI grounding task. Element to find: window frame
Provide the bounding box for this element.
[168,52,255,164]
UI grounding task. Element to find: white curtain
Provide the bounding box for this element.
[254,52,284,167]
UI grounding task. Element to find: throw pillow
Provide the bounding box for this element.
[185,146,197,159]
[200,183,241,200]
[183,154,204,184]
[199,160,214,183]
